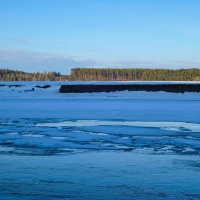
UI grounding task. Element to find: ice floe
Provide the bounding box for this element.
[36,120,200,133]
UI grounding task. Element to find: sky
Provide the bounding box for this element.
[0,0,200,74]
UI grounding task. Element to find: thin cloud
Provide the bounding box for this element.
[94,60,200,69]
[0,49,200,74]
[0,49,97,73]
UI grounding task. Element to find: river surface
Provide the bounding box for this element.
[0,81,200,200]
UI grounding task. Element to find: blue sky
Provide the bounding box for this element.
[0,0,200,73]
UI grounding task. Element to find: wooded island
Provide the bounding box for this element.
[1,68,200,81]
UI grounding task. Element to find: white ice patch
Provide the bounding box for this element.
[6,132,18,135]
[23,134,44,138]
[0,146,15,152]
[36,120,200,133]
[88,132,109,136]
[161,127,185,132]
[182,147,195,152]
[51,136,67,140]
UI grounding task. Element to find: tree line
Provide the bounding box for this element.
[71,68,200,81]
[1,68,200,81]
[0,69,69,81]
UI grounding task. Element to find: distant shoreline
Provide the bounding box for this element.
[59,83,200,93]
[1,68,200,81]
[1,81,200,93]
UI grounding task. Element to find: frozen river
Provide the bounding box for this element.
[0,81,200,200]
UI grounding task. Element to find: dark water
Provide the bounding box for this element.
[1,152,200,200]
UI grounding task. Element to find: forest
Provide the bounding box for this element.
[0,69,69,81]
[71,68,200,81]
[1,68,200,81]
